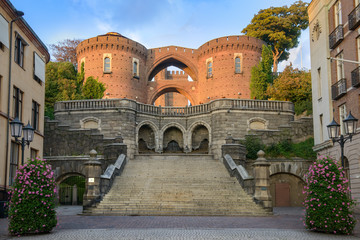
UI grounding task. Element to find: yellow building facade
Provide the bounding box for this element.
[0,0,49,200]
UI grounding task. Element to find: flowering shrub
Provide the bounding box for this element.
[8,158,57,235]
[303,156,356,234]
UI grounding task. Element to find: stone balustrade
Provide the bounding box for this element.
[55,98,294,116]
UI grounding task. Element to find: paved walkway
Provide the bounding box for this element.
[0,206,359,239]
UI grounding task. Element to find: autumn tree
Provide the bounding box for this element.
[82,76,106,99]
[49,39,82,67]
[242,1,309,73]
[267,65,312,115]
[250,45,273,100]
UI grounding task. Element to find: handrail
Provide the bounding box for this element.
[55,98,294,116]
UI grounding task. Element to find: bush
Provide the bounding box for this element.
[243,135,265,160]
[8,158,57,235]
[243,136,316,160]
[303,156,356,234]
[293,138,317,160]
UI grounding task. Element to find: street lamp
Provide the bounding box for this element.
[327,111,358,168]
[10,118,34,165]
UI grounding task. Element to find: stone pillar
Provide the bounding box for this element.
[253,150,272,211]
[83,150,102,210]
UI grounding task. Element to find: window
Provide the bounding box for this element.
[33,52,45,83]
[334,1,342,27]
[30,148,38,159]
[235,57,241,73]
[336,52,345,81]
[32,100,40,131]
[12,86,23,120]
[0,14,9,49]
[14,35,26,67]
[357,37,360,64]
[317,68,322,98]
[132,58,139,78]
[9,142,19,186]
[339,104,347,134]
[104,57,110,72]
[319,114,324,142]
[207,61,213,78]
[133,61,138,76]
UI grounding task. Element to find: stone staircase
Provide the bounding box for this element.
[91,154,270,216]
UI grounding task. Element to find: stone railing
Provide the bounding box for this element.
[100,154,126,196]
[223,154,254,195]
[55,98,294,116]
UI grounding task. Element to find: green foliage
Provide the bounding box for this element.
[242,1,309,72]
[304,156,356,234]
[250,45,273,100]
[292,138,317,160]
[294,99,313,116]
[242,135,265,160]
[267,65,312,116]
[45,62,80,119]
[82,76,106,99]
[8,158,57,235]
[45,61,106,118]
[243,136,316,160]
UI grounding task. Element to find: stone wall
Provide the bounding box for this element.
[46,98,312,160]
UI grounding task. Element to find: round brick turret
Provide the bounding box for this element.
[76,33,265,105]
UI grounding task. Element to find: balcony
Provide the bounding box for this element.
[349,4,360,30]
[329,25,344,49]
[351,66,360,88]
[331,78,347,100]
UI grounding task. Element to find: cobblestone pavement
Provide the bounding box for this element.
[0,207,359,239]
[4,228,360,240]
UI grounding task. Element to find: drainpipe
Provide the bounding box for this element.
[5,10,24,194]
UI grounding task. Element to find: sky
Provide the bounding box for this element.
[10,0,311,71]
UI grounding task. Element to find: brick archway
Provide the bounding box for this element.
[146,53,198,82]
[148,85,196,106]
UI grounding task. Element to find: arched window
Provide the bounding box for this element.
[104,57,110,72]
[235,57,241,73]
[207,61,213,78]
[133,61,138,76]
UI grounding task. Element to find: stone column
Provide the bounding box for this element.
[253,150,272,211]
[83,149,102,210]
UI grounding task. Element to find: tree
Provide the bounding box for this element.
[242,1,309,73]
[250,45,273,100]
[267,65,312,115]
[45,62,81,118]
[45,61,107,118]
[49,39,82,67]
[82,76,106,99]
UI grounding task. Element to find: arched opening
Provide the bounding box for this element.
[191,125,209,154]
[58,175,85,205]
[163,126,183,153]
[152,66,193,107]
[138,124,156,153]
[147,56,197,82]
[270,173,305,207]
[151,86,195,106]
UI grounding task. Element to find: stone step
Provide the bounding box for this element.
[91,154,267,216]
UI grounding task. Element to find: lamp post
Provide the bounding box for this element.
[10,118,34,165]
[327,111,358,168]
